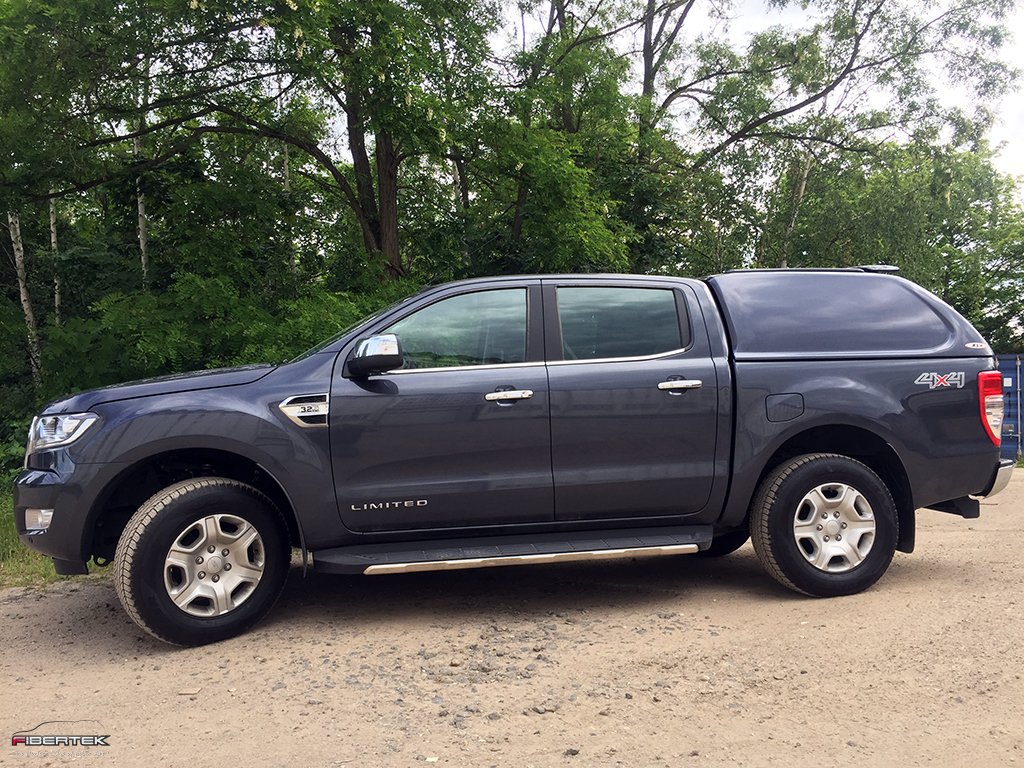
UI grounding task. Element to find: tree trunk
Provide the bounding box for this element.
[331,24,408,277]
[8,211,43,388]
[641,0,657,100]
[511,111,533,244]
[329,25,383,256]
[451,149,470,212]
[49,195,61,325]
[780,152,814,268]
[343,87,384,254]
[376,132,403,277]
[133,139,149,288]
[511,181,528,243]
[282,142,296,275]
[637,0,695,162]
[637,0,659,163]
[135,54,151,289]
[550,0,578,133]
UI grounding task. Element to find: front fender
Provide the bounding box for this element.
[72,354,347,550]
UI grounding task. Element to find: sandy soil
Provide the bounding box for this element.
[2,478,1022,767]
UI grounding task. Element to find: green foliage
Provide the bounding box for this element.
[38,274,391,393]
[470,121,633,274]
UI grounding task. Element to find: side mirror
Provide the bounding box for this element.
[347,333,404,378]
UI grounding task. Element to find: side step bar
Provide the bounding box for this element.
[313,525,713,576]
[365,544,699,575]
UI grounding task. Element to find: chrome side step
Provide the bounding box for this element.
[363,543,699,575]
[312,525,713,575]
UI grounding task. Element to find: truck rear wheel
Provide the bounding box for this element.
[749,453,897,596]
[113,477,290,646]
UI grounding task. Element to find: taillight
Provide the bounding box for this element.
[978,371,1004,446]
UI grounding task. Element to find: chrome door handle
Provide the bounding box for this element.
[657,380,702,391]
[484,389,534,402]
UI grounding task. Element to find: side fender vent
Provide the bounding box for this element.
[279,394,329,427]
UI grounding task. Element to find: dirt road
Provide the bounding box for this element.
[2,479,1022,767]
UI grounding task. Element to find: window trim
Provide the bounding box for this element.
[544,284,693,364]
[388,361,545,375]
[546,347,690,367]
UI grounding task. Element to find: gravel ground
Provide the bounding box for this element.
[1,478,1022,767]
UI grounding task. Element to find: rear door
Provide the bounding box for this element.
[544,279,719,521]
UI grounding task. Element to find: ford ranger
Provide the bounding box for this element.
[13,269,1013,645]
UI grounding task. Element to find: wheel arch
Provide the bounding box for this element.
[86,447,306,565]
[747,424,915,553]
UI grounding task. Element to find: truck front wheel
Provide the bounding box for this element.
[113,477,291,645]
[749,453,898,597]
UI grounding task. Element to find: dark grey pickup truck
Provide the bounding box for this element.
[14,269,1013,645]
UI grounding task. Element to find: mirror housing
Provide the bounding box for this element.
[347,333,404,378]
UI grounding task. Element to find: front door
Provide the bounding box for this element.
[330,283,554,532]
[545,280,719,521]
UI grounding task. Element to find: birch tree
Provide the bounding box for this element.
[49,195,61,325]
[7,211,42,388]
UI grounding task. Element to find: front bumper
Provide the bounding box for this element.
[982,458,1014,498]
[13,451,126,574]
[14,467,87,572]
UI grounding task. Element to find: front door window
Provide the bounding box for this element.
[385,289,527,369]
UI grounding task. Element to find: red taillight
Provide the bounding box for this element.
[978,371,1004,446]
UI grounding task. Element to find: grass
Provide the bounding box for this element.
[0,482,60,587]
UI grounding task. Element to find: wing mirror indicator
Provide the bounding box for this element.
[348,333,404,378]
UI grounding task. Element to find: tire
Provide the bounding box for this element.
[114,477,291,646]
[698,529,750,557]
[749,453,898,597]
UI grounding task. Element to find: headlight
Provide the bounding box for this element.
[26,412,99,454]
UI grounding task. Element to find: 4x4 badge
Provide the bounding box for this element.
[915,372,965,389]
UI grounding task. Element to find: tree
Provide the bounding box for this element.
[5,210,42,388]
[0,0,501,278]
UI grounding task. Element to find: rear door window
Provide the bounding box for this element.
[556,287,686,360]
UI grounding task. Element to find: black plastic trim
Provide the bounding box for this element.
[926,496,980,519]
[53,557,89,575]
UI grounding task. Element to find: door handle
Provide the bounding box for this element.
[484,389,534,402]
[657,379,702,391]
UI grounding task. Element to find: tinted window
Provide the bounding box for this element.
[385,289,527,369]
[557,287,685,360]
[707,272,956,357]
